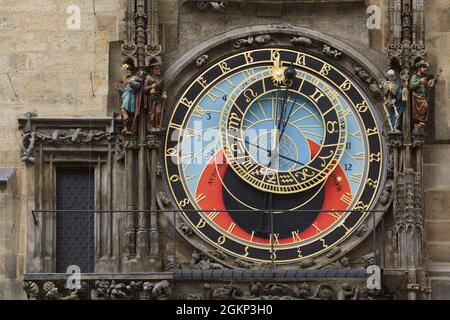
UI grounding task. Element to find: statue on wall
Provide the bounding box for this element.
[380,69,403,132]
[409,60,443,129]
[145,60,168,132]
[116,64,143,134]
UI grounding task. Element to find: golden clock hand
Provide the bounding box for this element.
[279,95,299,142]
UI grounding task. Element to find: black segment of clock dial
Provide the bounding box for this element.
[222,167,325,239]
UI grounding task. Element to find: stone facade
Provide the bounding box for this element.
[0,0,448,299]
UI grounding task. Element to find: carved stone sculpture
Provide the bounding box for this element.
[323,44,342,59]
[196,54,209,68]
[380,69,403,132]
[234,35,272,49]
[290,36,313,47]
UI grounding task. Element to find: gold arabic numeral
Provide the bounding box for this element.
[340,192,353,205]
[244,88,258,103]
[192,106,206,118]
[195,193,206,203]
[228,112,241,130]
[219,61,231,74]
[296,53,306,66]
[349,173,362,184]
[297,247,303,258]
[180,97,193,108]
[320,63,331,76]
[367,178,379,188]
[320,238,329,248]
[243,52,254,64]
[227,223,236,234]
[356,101,369,113]
[309,88,325,103]
[367,127,379,136]
[217,235,226,245]
[340,79,352,91]
[291,230,302,242]
[196,218,207,229]
[326,121,339,134]
[243,246,250,257]
[179,198,190,208]
[169,175,180,182]
[370,152,382,163]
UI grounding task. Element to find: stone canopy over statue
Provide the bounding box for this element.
[409,59,443,130]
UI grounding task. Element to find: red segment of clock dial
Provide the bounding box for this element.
[195,140,352,245]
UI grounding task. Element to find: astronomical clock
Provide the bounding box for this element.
[164,47,386,265]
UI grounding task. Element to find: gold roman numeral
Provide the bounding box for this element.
[340,192,353,205]
[195,193,206,203]
[227,223,236,233]
[349,174,362,184]
[192,106,206,118]
[292,230,302,242]
[208,211,220,221]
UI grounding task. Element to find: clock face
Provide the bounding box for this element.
[164,48,385,263]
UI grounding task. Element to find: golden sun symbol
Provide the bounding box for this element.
[270,55,287,86]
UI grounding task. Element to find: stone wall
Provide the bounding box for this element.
[425,0,450,141]
[0,0,124,300]
[162,1,378,67]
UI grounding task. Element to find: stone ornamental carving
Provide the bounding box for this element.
[196,54,209,68]
[290,36,313,47]
[322,44,341,59]
[233,35,272,49]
